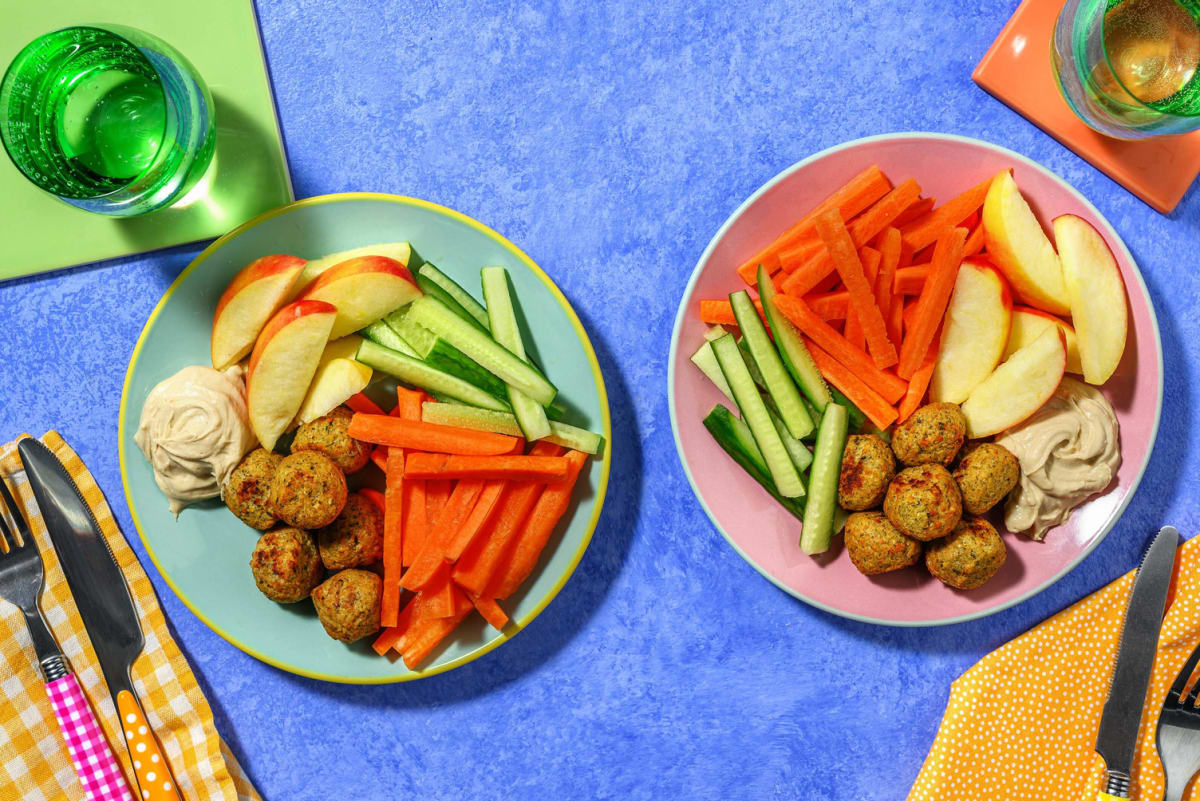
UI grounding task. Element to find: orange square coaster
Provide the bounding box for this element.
[974,0,1200,213]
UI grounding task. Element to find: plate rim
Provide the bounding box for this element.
[119,191,613,681]
[666,131,1164,627]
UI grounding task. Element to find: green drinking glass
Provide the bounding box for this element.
[0,25,215,216]
[1053,0,1200,138]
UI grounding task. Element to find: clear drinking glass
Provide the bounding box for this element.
[1053,0,1200,138]
[0,25,215,216]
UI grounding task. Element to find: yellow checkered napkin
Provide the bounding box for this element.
[0,432,259,801]
[909,536,1200,801]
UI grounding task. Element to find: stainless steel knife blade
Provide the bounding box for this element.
[16,438,144,692]
[1095,525,1180,796]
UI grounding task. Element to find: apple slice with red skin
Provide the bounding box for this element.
[930,259,1013,404]
[294,335,372,426]
[1052,214,1128,385]
[247,300,338,451]
[211,254,306,370]
[961,326,1067,438]
[296,256,422,340]
[983,171,1070,316]
[1005,305,1083,375]
[288,242,413,301]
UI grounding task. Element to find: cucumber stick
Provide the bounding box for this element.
[757,265,833,411]
[407,296,558,406]
[711,334,803,498]
[356,339,510,412]
[361,320,418,357]
[702,405,804,520]
[481,266,551,439]
[828,387,867,434]
[690,341,734,402]
[415,263,491,332]
[385,310,438,358]
[766,406,813,475]
[730,290,813,440]
[800,403,849,555]
[420,402,603,454]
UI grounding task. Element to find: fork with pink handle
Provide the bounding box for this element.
[0,476,133,801]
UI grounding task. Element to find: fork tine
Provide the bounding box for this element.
[0,489,12,554]
[1170,642,1200,703]
[0,476,30,550]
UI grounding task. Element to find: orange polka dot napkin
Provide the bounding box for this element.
[0,433,260,801]
[909,536,1200,801]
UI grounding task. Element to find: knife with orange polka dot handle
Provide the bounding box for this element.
[18,440,183,801]
[1094,526,1180,801]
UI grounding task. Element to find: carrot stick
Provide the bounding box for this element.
[781,179,920,300]
[470,595,509,630]
[843,245,882,351]
[777,238,825,274]
[806,291,849,321]
[894,264,931,295]
[401,585,473,670]
[358,488,386,515]
[698,298,765,326]
[404,453,569,482]
[424,568,456,618]
[805,339,899,430]
[396,387,426,418]
[897,227,968,379]
[401,480,484,591]
[900,174,996,251]
[368,446,388,473]
[964,221,985,256]
[772,295,907,404]
[898,333,940,423]
[888,295,904,348]
[402,478,426,567]
[734,165,890,280]
[443,480,506,563]
[891,196,935,229]
[372,592,422,656]
[452,442,563,595]
[874,228,901,347]
[426,479,450,523]
[380,445,406,627]
[346,392,385,415]
[488,451,590,599]
[815,209,897,369]
[960,209,980,231]
[347,414,520,456]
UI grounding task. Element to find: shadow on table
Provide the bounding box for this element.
[277,302,642,707]
[802,257,1189,659]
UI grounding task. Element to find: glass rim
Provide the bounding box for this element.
[0,24,171,200]
[1096,0,1200,120]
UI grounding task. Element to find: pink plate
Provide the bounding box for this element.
[667,133,1162,626]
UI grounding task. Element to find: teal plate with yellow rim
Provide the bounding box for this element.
[118,193,611,683]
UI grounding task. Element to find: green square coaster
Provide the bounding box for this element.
[0,0,293,281]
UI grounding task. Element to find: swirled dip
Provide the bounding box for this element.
[995,378,1121,541]
[135,365,256,515]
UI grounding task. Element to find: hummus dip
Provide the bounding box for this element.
[995,378,1121,541]
[135,365,256,515]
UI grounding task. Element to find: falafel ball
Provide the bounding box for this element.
[838,434,897,511]
[224,448,282,530]
[953,443,1020,515]
[311,569,382,643]
[269,451,348,530]
[250,527,323,603]
[291,406,371,474]
[891,403,968,467]
[883,464,962,541]
[925,517,1007,590]
[844,512,921,575]
[318,492,384,570]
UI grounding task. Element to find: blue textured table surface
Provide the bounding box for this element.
[2,2,1198,799]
